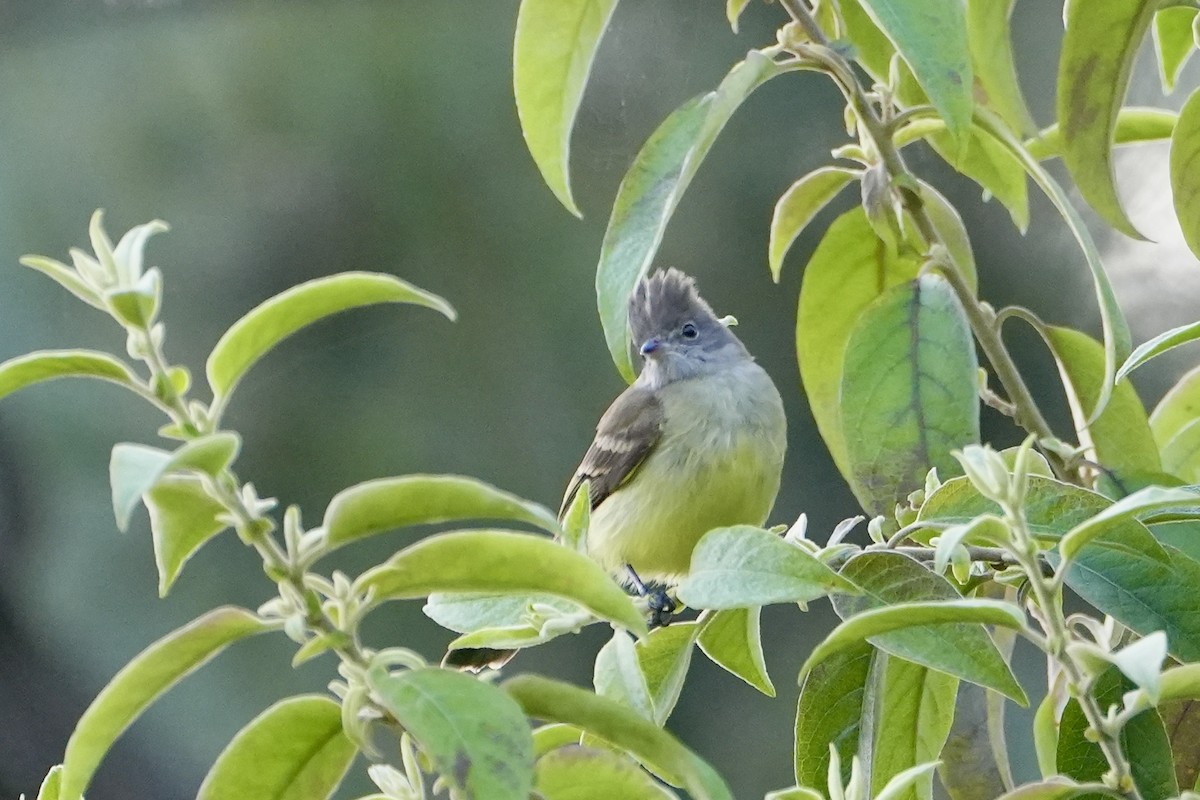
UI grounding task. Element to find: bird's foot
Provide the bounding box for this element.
[647,588,676,629]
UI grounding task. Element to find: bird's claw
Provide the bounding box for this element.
[648,589,676,629]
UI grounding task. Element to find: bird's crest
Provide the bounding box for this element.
[628,268,718,345]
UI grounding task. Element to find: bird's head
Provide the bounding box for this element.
[628,268,749,385]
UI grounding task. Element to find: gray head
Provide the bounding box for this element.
[629,268,750,386]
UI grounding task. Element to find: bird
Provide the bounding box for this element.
[443,269,786,669]
[560,268,787,620]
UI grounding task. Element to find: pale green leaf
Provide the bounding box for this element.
[371,668,532,799]
[1109,631,1168,704]
[206,272,455,403]
[595,629,654,720]
[794,641,873,789]
[503,675,733,799]
[18,255,104,310]
[696,607,774,696]
[919,180,977,293]
[858,0,973,142]
[60,607,269,800]
[513,0,618,217]
[636,622,699,724]
[0,350,138,404]
[1152,364,1200,452]
[1172,89,1200,261]
[994,779,1123,800]
[196,695,356,800]
[1025,108,1178,162]
[425,592,580,634]
[1060,485,1200,562]
[1160,418,1200,482]
[870,657,956,800]
[1154,7,1198,94]
[323,474,560,551]
[839,275,979,515]
[109,443,172,532]
[675,525,858,610]
[535,746,678,799]
[1045,326,1161,474]
[145,475,230,596]
[596,51,786,381]
[35,766,63,800]
[357,530,646,635]
[966,0,1035,136]
[875,760,942,800]
[768,167,855,281]
[797,207,921,479]
[1118,319,1200,382]
[1057,0,1156,239]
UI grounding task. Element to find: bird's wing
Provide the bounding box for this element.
[559,384,665,519]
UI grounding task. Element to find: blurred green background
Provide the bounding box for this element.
[0,2,1197,798]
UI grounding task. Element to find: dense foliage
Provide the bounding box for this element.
[10,1,1200,798]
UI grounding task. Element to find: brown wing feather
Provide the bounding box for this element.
[559,385,664,519]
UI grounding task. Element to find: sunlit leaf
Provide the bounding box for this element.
[60,607,269,800]
[0,350,138,404]
[1172,89,1200,261]
[637,622,699,724]
[370,667,534,800]
[966,0,1035,136]
[503,675,732,799]
[697,607,774,696]
[357,530,646,635]
[676,525,858,610]
[596,50,787,381]
[797,207,921,479]
[145,475,230,596]
[513,0,619,217]
[871,656,956,800]
[1025,108,1178,162]
[839,274,979,515]
[857,0,972,142]
[768,167,856,281]
[1057,0,1155,238]
[425,592,580,634]
[1060,485,1200,562]
[323,474,560,551]
[109,444,172,532]
[535,745,678,799]
[1151,364,1200,453]
[595,629,654,720]
[1155,7,1198,93]
[993,779,1123,800]
[196,695,356,800]
[726,0,752,33]
[35,765,63,800]
[794,641,873,789]
[1045,326,1160,475]
[18,255,104,310]
[206,272,455,405]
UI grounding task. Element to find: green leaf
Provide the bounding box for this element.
[206,271,455,403]
[0,350,138,404]
[1172,89,1200,261]
[726,0,752,33]
[323,474,560,551]
[993,779,1124,800]
[503,675,733,800]
[801,600,1026,700]
[1045,326,1161,474]
[595,629,654,720]
[1056,0,1155,239]
[196,695,356,800]
[513,0,618,217]
[833,552,1027,704]
[357,530,647,635]
[535,745,678,799]
[940,678,1014,800]
[966,0,1035,136]
[169,432,241,476]
[768,167,856,281]
[1151,364,1200,449]
[109,444,172,532]
[425,592,580,634]
[1118,319,1200,383]
[1033,691,1060,778]
[60,607,269,800]
[974,109,1132,421]
[675,525,858,610]
[870,656,957,800]
[1060,485,1200,562]
[1155,7,1198,93]
[596,50,786,381]
[797,207,922,479]
[1025,108,1178,162]
[636,622,700,725]
[919,180,977,293]
[35,765,63,800]
[839,274,979,515]
[1161,418,1200,482]
[794,640,874,789]
[1057,666,1177,800]
[857,0,972,142]
[697,607,774,696]
[144,475,230,596]
[1159,698,1200,791]
[370,667,533,800]
[19,255,104,310]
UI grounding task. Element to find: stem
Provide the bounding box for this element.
[776,0,1063,474]
[1007,503,1140,798]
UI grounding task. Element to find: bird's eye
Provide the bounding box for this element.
[681,322,698,339]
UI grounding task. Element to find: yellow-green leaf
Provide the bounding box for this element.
[1154,7,1198,94]
[1171,88,1200,261]
[768,167,856,281]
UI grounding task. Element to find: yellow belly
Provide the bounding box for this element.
[586,366,786,583]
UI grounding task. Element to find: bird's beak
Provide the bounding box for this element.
[640,337,662,357]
